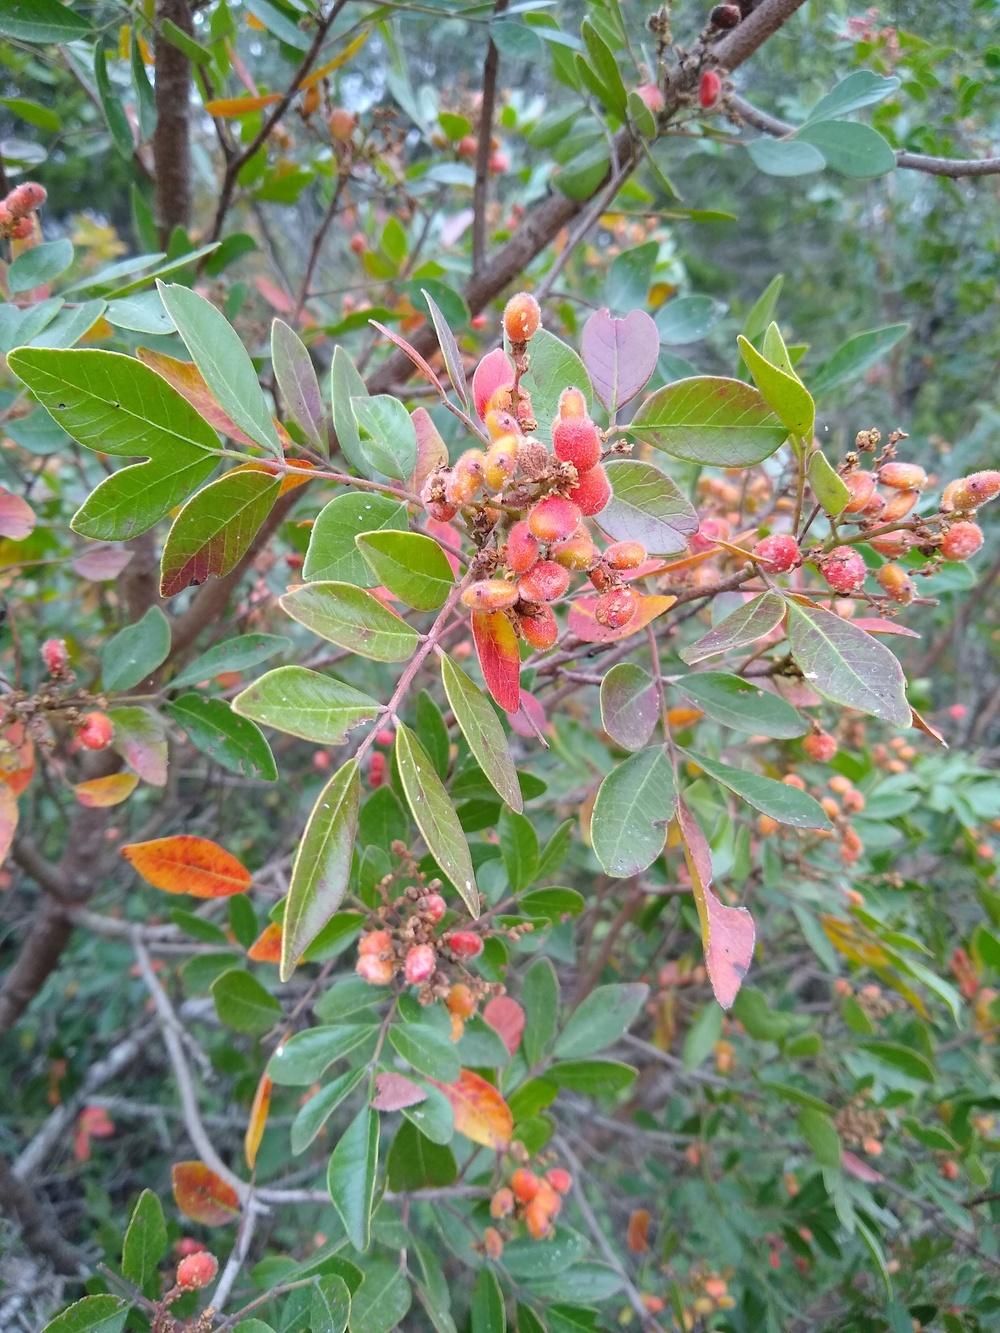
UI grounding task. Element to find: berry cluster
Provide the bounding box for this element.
[0,180,46,242]
[485,1158,573,1253]
[756,764,869,866]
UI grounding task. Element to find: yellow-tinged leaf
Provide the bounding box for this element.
[568,594,676,645]
[172,1161,241,1226]
[137,347,259,447]
[0,783,18,868]
[244,1072,272,1169]
[122,834,252,898]
[0,722,35,796]
[205,93,282,117]
[74,772,139,809]
[247,921,283,963]
[430,1069,512,1150]
[298,30,370,91]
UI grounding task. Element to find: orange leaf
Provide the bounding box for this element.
[482,996,525,1055]
[568,594,676,645]
[244,1072,272,1170]
[297,30,370,91]
[122,835,252,898]
[74,772,139,809]
[430,1069,512,1150]
[0,783,18,869]
[247,922,283,963]
[472,610,520,714]
[230,458,316,495]
[137,348,259,448]
[0,722,35,796]
[204,93,282,117]
[627,1207,651,1253]
[172,1161,241,1226]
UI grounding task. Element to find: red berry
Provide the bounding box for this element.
[503,292,541,343]
[518,604,558,650]
[552,416,601,473]
[880,488,919,522]
[356,954,394,985]
[369,751,386,788]
[595,586,638,629]
[7,182,46,217]
[358,929,392,957]
[41,637,68,675]
[10,216,32,240]
[404,944,437,985]
[604,541,646,570]
[375,728,395,747]
[819,546,867,594]
[77,711,113,751]
[528,495,582,542]
[506,520,540,573]
[424,892,446,922]
[547,1167,572,1193]
[567,464,611,516]
[752,534,800,573]
[940,521,983,561]
[445,930,483,959]
[699,69,722,109]
[517,559,570,603]
[176,1250,218,1290]
[803,731,837,763]
[690,516,730,553]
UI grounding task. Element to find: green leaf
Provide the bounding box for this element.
[268,1024,376,1085]
[807,449,850,517]
[401,1081,455,1145]
[518,888,586,922]
[441,654,521,811]
[521,329,593,445]
[0,0,90,43]
[42,1296,129,1333]
[686,750,829,828]
[291,1067,367,1155]
[421,288,469,407]
[160,470,279,597]
[471,1269,506,1333]
[806,71,901,124]
[736,334,814,438]
[547,1060,637,1094]
[797,120,896,179]
[607,241,658,312]
[579,18,628,118]
[396,724,478,915]
[676,673,806,738]
[108,705,167,785]
[810,324,909,397]
[742,276,784,343]
[554,983,648,1059]
[232,667,381,744]
[600,663,659,751]
[331,345,369,474]
[387,1121,457,1191]
[680,591,786,665]
[327,1105,379,1251]
[304,493,408,586]
[747,137,826,177]
[94,44,133,158]
[310,1274,351,1333]
[102,606,171,692]
[280,582,420,661]
[389,1019,461,1083]
[786,602,910,726]
[157,281,281,456]
[167,694,277,780]
[599,459,698,556]
[282,759,361,981]
[499,809,539,890]
[349,1259,412,1333]
[522,957,559,1066]
[121,1189,167,1294]
[8,239,74,295]
[630,377,788,466]
[682,1001,724,1069]
[591,746,676,877]
[352,395,417,480]
[356,530,454,610]
[170,633,289,690]
[212,968,282,1033]
[798,1107,842,1168]
[860,1040,935,1083]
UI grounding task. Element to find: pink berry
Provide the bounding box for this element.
[940,521,983,561]
[41,637,68,675]
[819,546,867,594]
[404,944,437,985]
[803,731,838,763]
[528,495,582,542]
[567,465,611,517]
[356,954,394,985]
[77,711,113,751]
[595,586,638,629]
[517,559,570,604]
[369,751,386,788]
[699,69,722,109]
[446,930,484,959]
[636,82,665,113]
[424,893,446,923]
[546,1167,572,1193]
[506,520,540,574]
[519,604,558,650]
[358,929,392,957]
[552,417,601,473]
[375,728,395,747]
[176,1250,218,1290]
[752,534,800,573]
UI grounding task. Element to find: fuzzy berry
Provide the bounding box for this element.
[484,437,519,491]
[551,534,598,571]
[881,488,919,522]
[528,495,582,542]
[518,604,558,650]
[77,711,114,751]
[819,546,867,594]
[404,944,437,985]
[7,182,46,217]
[567,464,611,516]
[595,586,638,629]
[375,728,395,747]
[490,1187,515,1218]
[423,892,446,923]
[699,69,722,109]
[604,541,646,571]
[552,416,601,473]
[752,533,800,573]
[446,930,483,960]
[506,520,540,573]
[842,471,877,514]
[546,1167,572,1194]
[868,529,913,557]
[517,560,570,603]
[636,82,665,113]
[503,292,541,344]
[358,929,392,957]
[940,521,983,561]
[803,731,837,763]
[876,563,914,604]
[349,232,366,255]
[10,216,32,240]
[356,954,395,986]
[446,983,477,1017]
[462,579,519,612]
[946,469,1000,512]
[510,1168,540,1203]
[368,751,386,788]
[176,1250,219,1290]
[878,461,927,491]
[41,637,68,676]
[558,387,587,419]
[690,516,730,553]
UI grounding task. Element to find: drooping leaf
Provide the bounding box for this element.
[430,1069,512,1149]
[107,706,167,785]
[304,493,408,586]
[102,606,171,692]
[1,0,91,43]
[600,663,660,751]
[630,376,789,466]
[171,1161,241,1226]
[280,582,420,661]
[554,983,649,1059]
[122,834,252,897]
[74,772,140,808]
[271,318,326,452]
[471,1269,506,1333]
[472,610,521,713]
[160,470,280,597]
[787,601,910,726]
[680,592,786,665]
[233,667,381,744]
[310,1273,351,1333]
[676,673,806,738]
[686,750,829,828]
[282,758,360,981]
[396,724,478,916]
[440,653,521,811]
[331,345,370,475]
[327,1105,379,1251]
[567,593,675,644]
[598,459,698,556]
[355,530,454,610]
[580,307,659,413]
[736,334,814,438]
[591,746,676,877]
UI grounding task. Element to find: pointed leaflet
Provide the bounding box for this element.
[598,459,698,556]
[591,746,676,877]
[160,470,280,596]
[158,282,281,456]
[102,605,171,691]
[369,320,446,396]
[281,582,420,661]
[629,377,788,466]
[429,1069,512,1150]
[282,758,360,981]
[677,672,806,738]
[122,835,252,898]
[395,724,478,917]
[737,334,815,439]
[686,750,829,828]
[440,652,522,811]
[676,798,754,1010]
[167,694,277,781]
[472,610,520,713]
[787,600,910,726]
[355,530,454,611]
[680,591,786,665]
[170,632,289,689]
[271,318,326,452]
[171,1161,241,1225]
[305,493,408,586]
[581,307,659,413]
[233,667,381,743]
[327,1105,379,1251]
[121,1189,167,1293]
[136,347,259,446]
[422,288,469,407]
[331,345,369,474]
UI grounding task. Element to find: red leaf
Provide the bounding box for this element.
[472,610,520,713]
[137,348,259,447]
[0,488,36,540]
[372,1072,426,1111]
[483,996,525,1054]
[472,346,514,420]
[172,1161,241,1226]
[852,617,921,639]
[247,922,283,963]
[253,275,293,314]
[842,1150,884,1183]
[122,835,252,898]
[430,1069,512,1150]
[0,722,35,796]
[204,92,282,117]
[370,320,444,395]
[568,594,676,644]
[410,407,448,493]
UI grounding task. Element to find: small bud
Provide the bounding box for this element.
[552,415,601,473]
[503,292,542,344]
[518,604,558,650]
[505,520,540,574]
[752,533,801,573]
[446,983,477,1017]
[490,1187,515,1218]
[803,731,838,763]
[878,461,927,491]
[604,541,646,571]
[558,387,588,419]
[349,232,367,255]
[176,1250,219,1290]
[940,520,983,561]
[356,954,395,986]
[818,546,867,594]
[41,637,69,676]
[567,464,611,516]
[699,69,722,109]
[517,559,570,603]
[528,495,582,542]
[876,563,915,604]
[424,892,446,922]
[595,586,638,629]
[462,579,519,612]
[404,944,437,985]
[842,471,877,514]
[77,711,114,751]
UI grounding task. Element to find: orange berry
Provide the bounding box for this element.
[355,954,394,985]
[940,521,983,561]
[876,563,915,603]
[782,773,806,789]
[803,730,837,762]
[327,107,356,141]
[462,579,519,612]
[490,1187,515,1218]
[483,1226,504,1260]
[558,387,587,419]
[757,814,779,836]
[567,464,611,516]
[552,416,601,473]
[880,488,919,522]
[484,437,519,491]
[447,984,476,1018]
[518,604,558,650]
[503,292,541,343]
[828,774,852,795]
[842,470,877,513]
[176,1250,218,1290]
[821,796,841,820]
[523,1198,552,1239]
[604,540,646,570]
[947,469,1000,511]
[878,461,927,491]
[517,560,570,603]
[595,586,638,628]
[358,929,392,956]
[840,827,863,863]
[528,495,582,542]
[868,529,913,557]
[510,1168,540,1203]
[551,534,599,571]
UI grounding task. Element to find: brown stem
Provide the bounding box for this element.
[152,0,194,242]
[0,1153,87,1275]
[471,0,508,275]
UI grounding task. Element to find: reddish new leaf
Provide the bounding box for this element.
[72,544,134,581]
[852,617,921,639]
[483,996,525,1054]
[247,922,283,963]
[568,594,676,645]
[372,1072,426,1111]
[431,1069,513,1150]
[676,798,755,1010]
[172,1161,241,1226]
[507,690,549,741]
[0,488,36,540]
[472,346,514,420]
[842,1150,884,1183]
[244,1072,272,1170]
[410,406,448,494]
[122,834,252,898]
[472,610,520,713]
[581,307,660,413]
